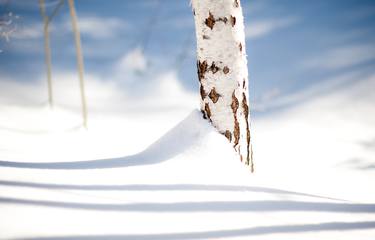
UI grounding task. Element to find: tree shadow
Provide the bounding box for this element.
[0,111,209,170]
[359,164,375,170]
[0,180,347,202]
[339,158,375,171]
[343,138,375,170]
[18,221,375,240]
[1,197,374,213]
[359,138,375,151]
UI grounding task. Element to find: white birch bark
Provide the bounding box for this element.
[192,0,253,171]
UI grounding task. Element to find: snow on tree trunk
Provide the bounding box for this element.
[192,0,253,171]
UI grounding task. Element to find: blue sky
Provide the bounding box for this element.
[1,0,375,114]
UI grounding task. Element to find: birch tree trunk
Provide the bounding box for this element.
[192,0,253,171]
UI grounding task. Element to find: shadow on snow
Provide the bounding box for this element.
[0,180,347,202]
[1,197,374,213]
[18,221,375,240]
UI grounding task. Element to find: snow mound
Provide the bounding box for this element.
[0,110,236,171]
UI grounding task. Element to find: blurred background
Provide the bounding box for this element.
[1,0,374,113]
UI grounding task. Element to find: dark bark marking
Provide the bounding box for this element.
[210,62,219,74]
[242,93,249,126]
[234,0,239,8]
[224,130,232,142]
[230,16,236,27]
[239,42,242,52]
[197,60,208,82]
[231,91,240,147]
[218,17,228,24]
[231,91,239,113]
[203,35,210,40]
[208,87,220,103]
[201,109,207,119]
[205,12,215,30]
[242,92,251,167]
[204,103,212,120]
[198,60,228,80]
[223,66,230,74]
[205,12,237,29]
[200,85,207,100]
[193,9,196,16]
[242,79,246,89]
[233,117,240,147]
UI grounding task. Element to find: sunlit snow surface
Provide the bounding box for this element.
[0,74,375,239]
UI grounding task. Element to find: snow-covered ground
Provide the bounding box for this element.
[0,72,375,239]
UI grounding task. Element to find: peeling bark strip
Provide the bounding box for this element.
[193,0,253,171]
